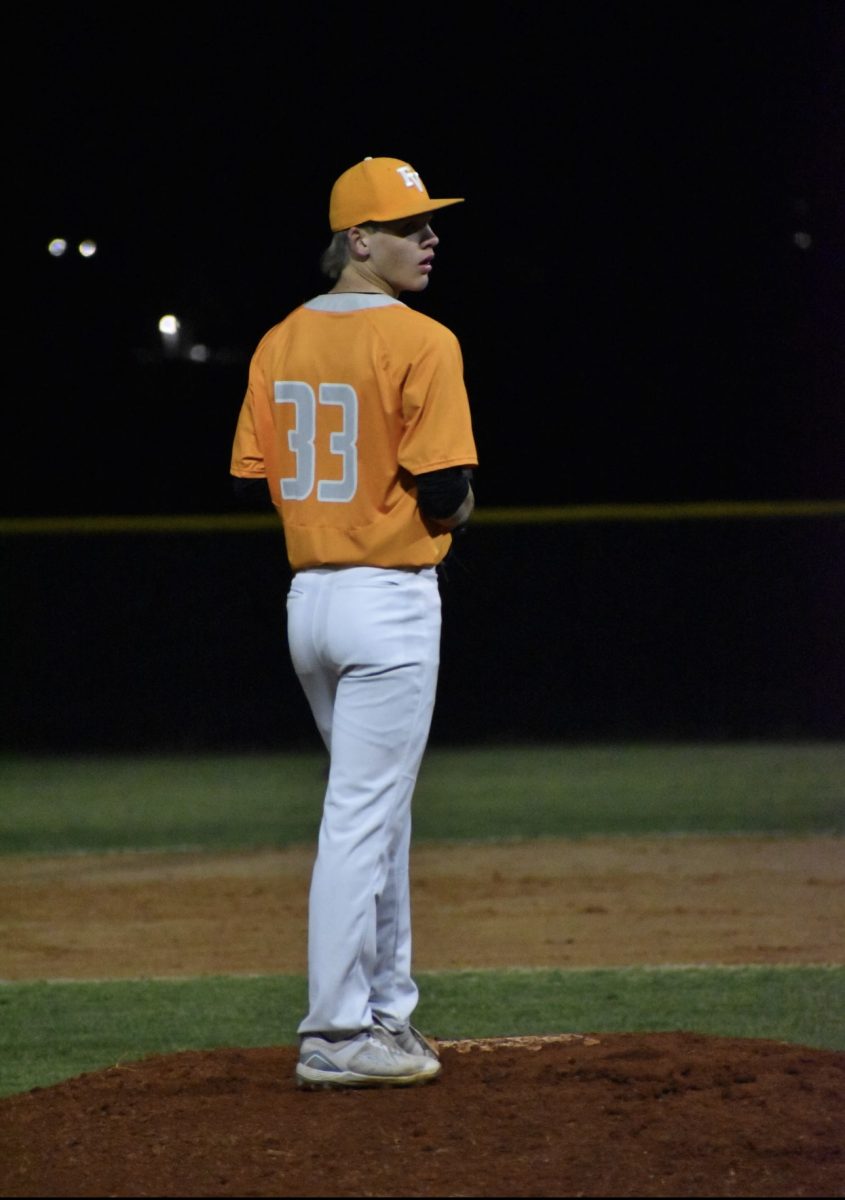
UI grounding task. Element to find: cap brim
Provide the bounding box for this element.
[333,197,464,231]
[402,197,464,217]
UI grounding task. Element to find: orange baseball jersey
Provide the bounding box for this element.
[230,294,478,570]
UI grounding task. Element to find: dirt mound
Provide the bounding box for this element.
[2,1032,843,1197]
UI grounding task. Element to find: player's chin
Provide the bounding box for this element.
[406,273,431,293]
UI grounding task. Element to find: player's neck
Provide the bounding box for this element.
[330,265,398,299]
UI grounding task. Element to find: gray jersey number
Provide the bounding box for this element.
[275,381,358,503]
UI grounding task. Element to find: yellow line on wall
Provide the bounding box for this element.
[0,513,281,536]
[0,500,843,536]
[472,500,845,524]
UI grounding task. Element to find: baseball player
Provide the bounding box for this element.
[230,156,477,1089]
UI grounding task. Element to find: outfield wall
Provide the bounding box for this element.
[2,507,843,751]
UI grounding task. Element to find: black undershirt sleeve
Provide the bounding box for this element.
[414,467,473,520]
[232,476,272,509]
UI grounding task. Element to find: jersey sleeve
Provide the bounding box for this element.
[397,322,478,475]
[230,370,268,479]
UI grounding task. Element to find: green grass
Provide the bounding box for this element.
[1,742,843,853]
[415,743,845,838]
[0,966,842,1099]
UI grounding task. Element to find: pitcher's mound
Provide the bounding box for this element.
[2,1031,843,1197]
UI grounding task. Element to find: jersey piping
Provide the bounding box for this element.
[303,294,405,313]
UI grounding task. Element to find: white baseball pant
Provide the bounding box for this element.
[286,565,441,1038]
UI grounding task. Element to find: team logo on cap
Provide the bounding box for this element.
[396,166,424,192]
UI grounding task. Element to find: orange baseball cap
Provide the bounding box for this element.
[329,157,464,232]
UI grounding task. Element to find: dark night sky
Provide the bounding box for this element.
[9,3,844,516]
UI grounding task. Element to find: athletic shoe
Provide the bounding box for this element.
[374,1015,440,1060]
[296,1026,441,1090]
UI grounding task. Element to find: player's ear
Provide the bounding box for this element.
[347,226,371,261]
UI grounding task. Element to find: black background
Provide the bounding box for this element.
[3,4,844,750]
[9,2,845,517]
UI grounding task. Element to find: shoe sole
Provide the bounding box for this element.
[295,1062,441,1090]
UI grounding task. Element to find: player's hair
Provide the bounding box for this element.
[319,232,349,280]
[319,223,380,280]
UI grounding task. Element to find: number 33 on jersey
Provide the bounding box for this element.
[277,381,359,503]
[230,293,478,572]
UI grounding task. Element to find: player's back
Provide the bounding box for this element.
[239,293,475,570]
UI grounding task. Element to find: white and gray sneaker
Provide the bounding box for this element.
[374,1016,440,1061]
[296,1026,441,1090]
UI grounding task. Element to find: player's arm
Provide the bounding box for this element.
[230,371,274,510]
[415,467,475,530]
[232,476,273,510]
